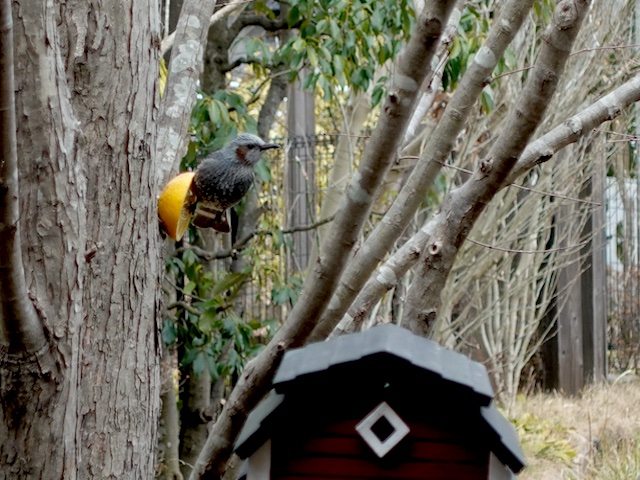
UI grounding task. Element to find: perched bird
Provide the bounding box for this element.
[191,133,280,232]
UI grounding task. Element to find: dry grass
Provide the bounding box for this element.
[510,378,640,479]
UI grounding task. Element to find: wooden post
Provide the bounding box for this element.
[285,72,316,273]
[556,214,585,394]
[581,158,608,384]
[543,149,608,394]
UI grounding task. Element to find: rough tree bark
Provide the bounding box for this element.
[0,0,163,478]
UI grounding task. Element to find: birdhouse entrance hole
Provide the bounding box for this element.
[371,415,395,442]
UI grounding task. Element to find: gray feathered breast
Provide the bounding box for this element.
[192,151,254,212]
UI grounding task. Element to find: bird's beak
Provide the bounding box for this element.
[261,143,280,151]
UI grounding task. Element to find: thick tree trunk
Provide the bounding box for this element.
[1,1,162,478]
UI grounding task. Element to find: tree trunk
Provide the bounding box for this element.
[1,1,162,478]
[180,368,212,479]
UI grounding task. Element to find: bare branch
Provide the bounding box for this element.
[155,0,218,186]
[309,0,536,342]
[189,1,460,477]
[465,236,591,254]
[236,12,289,32]
[0,0,47,354]
[342,74,640,337]
[180,217,335,261]
[510,74,640,182]
[166,301,201,315]
[281,216,334,234]
[402,0,593,335]
[412,155,603,206]
[160,0,246,56]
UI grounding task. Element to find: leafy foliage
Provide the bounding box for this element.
[183,91,258,168]
[163,0,420,389]
[164,248,271,380]
[242,0,415,106]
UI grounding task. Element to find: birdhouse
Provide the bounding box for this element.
[235,324,526,480]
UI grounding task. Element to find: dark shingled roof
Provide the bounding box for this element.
[235,324,526,474]
[273,324,493,402]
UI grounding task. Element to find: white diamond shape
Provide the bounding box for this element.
[355,401,410,458]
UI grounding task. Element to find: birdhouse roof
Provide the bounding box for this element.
[273,323,493,400]
[235,324,526,474]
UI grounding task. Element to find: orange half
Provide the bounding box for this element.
[158,172,196,241]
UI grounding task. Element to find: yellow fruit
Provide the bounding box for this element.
[158,172,196,241]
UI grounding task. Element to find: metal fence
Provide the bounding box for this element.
[237,133,366,323]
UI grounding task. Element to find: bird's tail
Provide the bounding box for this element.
[192,206,230,232]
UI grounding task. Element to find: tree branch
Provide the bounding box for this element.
[156,0,218,187]
[402,0,592,335]
[236,12,289,32]
[510,74,640,182]
[308,0,536,342]
[0,0,47,355]
[180,217,335,261]
[160,0,246,56]
[189,1,460,477]
[340,74,640,337]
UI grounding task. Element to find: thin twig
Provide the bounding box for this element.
[595,128,640,139]
[178,216,336,261]
[491,44,640,84]
[492,66,533,82]
[569,43,640,57]
[163,276,207,302]
[282,215,334,234]
[167,301,201,315]
[465,237,590,254]
[400,156,603,207]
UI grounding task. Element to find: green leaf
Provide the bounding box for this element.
[211,272,250,297]
[162,320,177,345]
[317,75,332,101]
[206,100,220,124]
[198,310,217,334]
[316,18,329,34]
[306,46,319,67]
[206,354,219,379]
[291,38,306,53]
[181,347,199,367]
[329,18,341,39]
[192,351,207,376]
[371,84,385,107]
[481,86,494,113]
[450,37,462,59]
[288,4,300,25]
[184,281,197,295]
[254,158,272,183]
[301,23,316,39]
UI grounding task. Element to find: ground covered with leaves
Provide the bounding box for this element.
[511,378,640,479]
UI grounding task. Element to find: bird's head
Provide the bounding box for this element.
[230,133,280,166]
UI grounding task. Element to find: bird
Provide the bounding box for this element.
[190,133,280,232]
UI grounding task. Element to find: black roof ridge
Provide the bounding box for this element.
[274,323,493,401]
